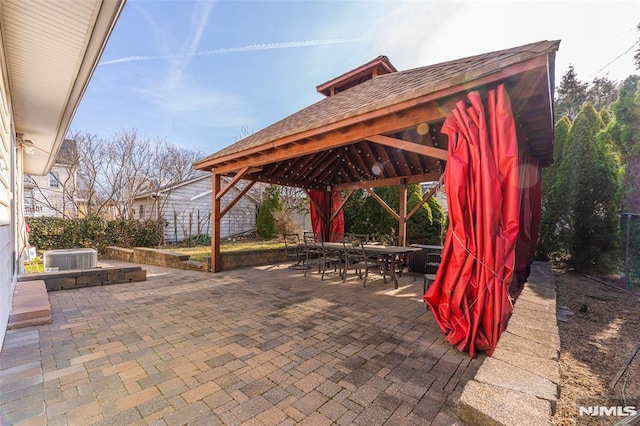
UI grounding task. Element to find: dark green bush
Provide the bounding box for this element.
[26,216,164,253]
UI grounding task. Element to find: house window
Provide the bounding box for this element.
[48,172,59,188]
[139,204,144,218]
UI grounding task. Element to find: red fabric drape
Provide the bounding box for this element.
[511,155,542,299]
[424,84,520,357]
[309,190,344,242]
[329,191,345,242]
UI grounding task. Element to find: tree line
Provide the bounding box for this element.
[27,128,203,219]
[539,52,640,273]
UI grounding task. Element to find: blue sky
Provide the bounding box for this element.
[71,1,640,158]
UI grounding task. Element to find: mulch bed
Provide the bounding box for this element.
[552,270,640,425]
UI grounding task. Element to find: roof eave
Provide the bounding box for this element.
[195,53,553,173]
[11,0,126,176]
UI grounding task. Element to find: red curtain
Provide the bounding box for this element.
[424,84,521,357]
[329,191,345,242]
[309,190,344,242]
[511,155,542,300]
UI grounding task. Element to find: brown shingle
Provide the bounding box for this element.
[196,40,559,167]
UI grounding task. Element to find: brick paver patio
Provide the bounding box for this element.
[0,261,485,425]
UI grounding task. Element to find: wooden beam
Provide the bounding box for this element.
[215,166,249,200]
[406,182,438,221]
[367,134,448,161]
[330,190,354,222]
[211,174,221,273]
[194,55,548,172]
[304,188,328,223]
[398,183,407,246]
[208,102,451,174]
[366,188,399,220]
[242,174,324,190]
[371,143,399,177]
[221,181,256,218]
[333,172,440,191]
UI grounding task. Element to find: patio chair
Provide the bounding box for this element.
[283,233,305,269]
[344,233,371,243]
[424,252,441,307]
[376,234,404,279]
[302,231,341,280]
[341,237,382,287]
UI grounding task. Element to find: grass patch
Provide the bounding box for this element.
[169,239,284,262]
[24,259,44,273]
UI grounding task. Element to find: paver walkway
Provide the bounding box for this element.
[0,261,484,425]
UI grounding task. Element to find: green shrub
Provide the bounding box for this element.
[256,185,282,238]
[26,216,164,253]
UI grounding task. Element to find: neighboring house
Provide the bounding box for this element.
[131,173,264,242]
[0,0,124,352]
[421,181,448,215]
[23,139,82,218]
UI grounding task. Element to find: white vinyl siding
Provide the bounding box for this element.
[132,176,261,243]
[0,38,15,351]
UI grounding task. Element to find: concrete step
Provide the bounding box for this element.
[8,280,51,329]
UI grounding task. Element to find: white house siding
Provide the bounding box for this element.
[132,176,261,243]
[23,163,74,218]
[0,40,16,351]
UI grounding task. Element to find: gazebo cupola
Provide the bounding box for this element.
[316,55,397,97]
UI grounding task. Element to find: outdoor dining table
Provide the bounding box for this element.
[317,242,422,289]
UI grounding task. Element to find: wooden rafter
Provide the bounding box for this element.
[330,190,354,222]
[221,181,256,218]
[371,142,398,177]
[215,166,249,200]
[366,134,448,161]
[406,175,443,221]
[366,188,399,220]
[304,188,327,222]
[333,172,440,191]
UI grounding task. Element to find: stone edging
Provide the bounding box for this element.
[457,261,560,425]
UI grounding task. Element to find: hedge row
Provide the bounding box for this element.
[26,215,165,254]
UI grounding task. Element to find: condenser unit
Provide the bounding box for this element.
[43,248,98,271]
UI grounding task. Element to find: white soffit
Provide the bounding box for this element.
[2,0,124,175]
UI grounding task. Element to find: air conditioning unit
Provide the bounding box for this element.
[43,248,98,271]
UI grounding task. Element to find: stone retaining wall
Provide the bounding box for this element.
[105,246,288,272]
[457,261,559,426]
[220,248,288,270]
[18,266,147,291]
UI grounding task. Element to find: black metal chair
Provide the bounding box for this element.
[424,251,442,301]
[302,231,341,280]
[344,233,371,244]
[341,237,382,287]
[283,233,305,269]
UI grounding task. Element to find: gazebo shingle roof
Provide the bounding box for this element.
[198,40,559,165]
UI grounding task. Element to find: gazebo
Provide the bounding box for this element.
[195,40,559,356]
[195,40,559,274]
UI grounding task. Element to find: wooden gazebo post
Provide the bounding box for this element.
[211,173,221,272]
[398,182,407,246]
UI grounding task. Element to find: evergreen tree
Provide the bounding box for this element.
[634,23,640,70]
[608,75,640,157]
[599,108,612,126]
[539,116,572,258]
[564,103,621,271]
[555,66,588,122]
[608,76,640,212]
[587,76,618,111]
[256,185,282,238]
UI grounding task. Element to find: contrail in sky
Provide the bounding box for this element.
[100,38,367,66]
